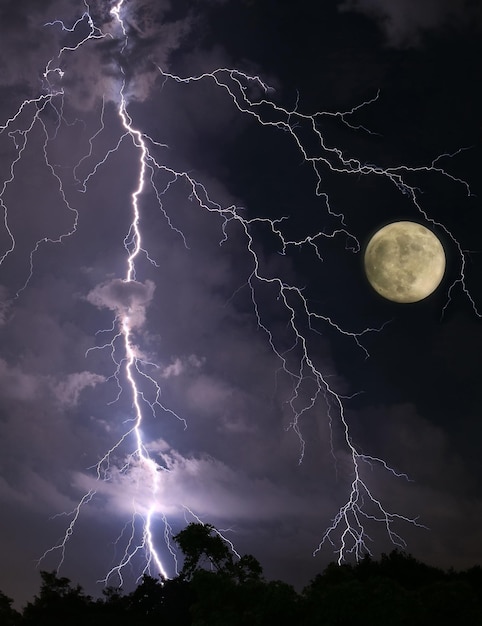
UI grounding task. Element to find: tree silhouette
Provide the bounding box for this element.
[22,571,94,626]
[120,575,191,625]
[173,523,299,625]
[173,523,235,579]
[0,590,21,626]
[2,539,482,625]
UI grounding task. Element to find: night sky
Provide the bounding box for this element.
[1,0,481,607]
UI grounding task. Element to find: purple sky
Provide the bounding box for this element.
[0,0,481,607]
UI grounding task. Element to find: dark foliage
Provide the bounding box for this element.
[6,528,482,626]
[0,590,21,626]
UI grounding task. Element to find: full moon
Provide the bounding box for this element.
[364,221,446,303]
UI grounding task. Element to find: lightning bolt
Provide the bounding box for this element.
[1,0,478,586]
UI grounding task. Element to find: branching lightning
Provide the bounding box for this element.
[0,0,478,584]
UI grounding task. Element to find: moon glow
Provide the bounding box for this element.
[364,221,446,303]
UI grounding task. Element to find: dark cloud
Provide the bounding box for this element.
[339,0,482,47]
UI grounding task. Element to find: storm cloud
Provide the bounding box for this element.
[339,0,482,46]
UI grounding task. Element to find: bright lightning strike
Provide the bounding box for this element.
[0,0,478,587]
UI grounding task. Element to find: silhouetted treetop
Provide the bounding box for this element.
[0,590,21,626]
[2,536,481,625]
[173,522,236,579]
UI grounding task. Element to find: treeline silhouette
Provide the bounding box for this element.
[2,523,482,625]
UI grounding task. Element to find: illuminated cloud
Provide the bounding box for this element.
[160,355,203,379]
[86,278,155,328]
[72,447,320,523]
[52,371,106,407]
[0,0,194,109]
